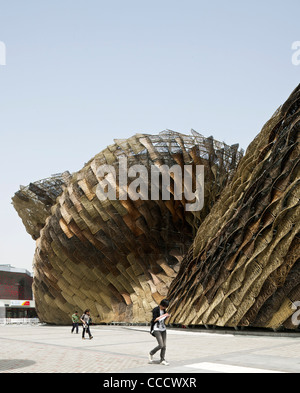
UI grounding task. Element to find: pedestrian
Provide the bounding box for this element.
[80,309,93,340]
[71,311,80,334]
[149,299,170,366]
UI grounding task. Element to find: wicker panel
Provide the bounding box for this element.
[13,130,241,324]
[168,85,300,330]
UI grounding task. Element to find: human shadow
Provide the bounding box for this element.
[149,360,163,365]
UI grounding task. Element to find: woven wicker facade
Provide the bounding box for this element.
[13,130,242,324]
[167,85,300,330]
[12,173,67,240]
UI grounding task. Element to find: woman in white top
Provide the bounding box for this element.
[149,299,170,365]
[80,309,93,340]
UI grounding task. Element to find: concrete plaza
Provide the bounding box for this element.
[0,324,300,373]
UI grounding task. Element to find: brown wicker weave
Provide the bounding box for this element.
[13,130,242,324]
[167,85,300,330]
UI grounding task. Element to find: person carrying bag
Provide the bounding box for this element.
[149,299,170,366]
[80,309,93,340]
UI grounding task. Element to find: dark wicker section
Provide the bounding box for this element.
[167,86,300,330]
[13,130,242,324]
[12,173,69,240]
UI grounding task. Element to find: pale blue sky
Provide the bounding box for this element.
[0,0,299,272]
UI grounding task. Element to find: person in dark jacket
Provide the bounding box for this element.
[80,309,93,340]
[149,299,170,366]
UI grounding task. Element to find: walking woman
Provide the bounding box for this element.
[80,309,93,340]
[149,299,170,366]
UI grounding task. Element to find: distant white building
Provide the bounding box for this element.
[0,264,38,324]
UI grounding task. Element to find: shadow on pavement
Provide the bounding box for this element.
[0,359,36,371]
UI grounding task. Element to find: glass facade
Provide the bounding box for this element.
[0,270,33,300]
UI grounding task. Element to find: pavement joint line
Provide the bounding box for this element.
[122,325,300,338]
[122,326,300,354]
